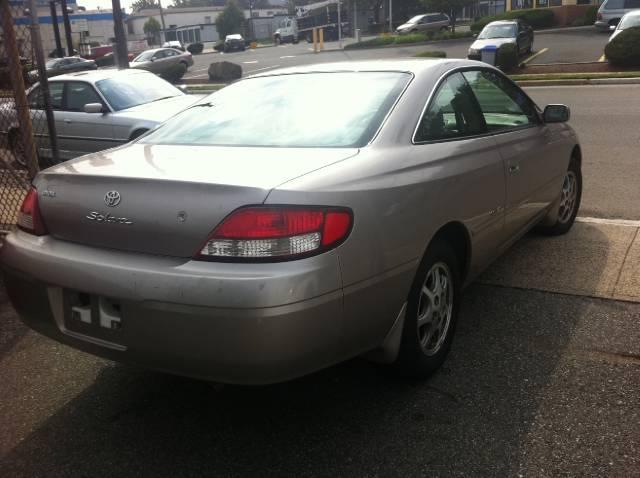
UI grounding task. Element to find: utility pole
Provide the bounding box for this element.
[337,0,342,48]
[353,0,357,38]
[49,1,64,57]
[111,0,129,69]
[158,0,167,43]
[28,0,60,164]
[388,0,392,33]
[60,0,74,55]
[0,0,39,178]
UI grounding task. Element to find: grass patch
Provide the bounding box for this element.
[510,71,640,81]
[185,84,227,93]
[414,50,447,58]
[345,30,473,50]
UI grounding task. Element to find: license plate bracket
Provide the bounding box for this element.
[63,290,124,344]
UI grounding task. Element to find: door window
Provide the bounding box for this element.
[152,50,166,60]
[414,72,486,142]
[463,70,539,132]
[64,82,103,112]
[28,83,64,110]
[605,0,624,9]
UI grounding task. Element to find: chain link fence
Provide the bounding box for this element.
[1,0,58,234]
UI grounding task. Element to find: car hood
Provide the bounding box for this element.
[113,94,205,123]
[470,38,516,50]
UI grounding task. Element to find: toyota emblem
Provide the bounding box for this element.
[104,191,121,207]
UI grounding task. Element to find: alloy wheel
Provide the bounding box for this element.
[558,170,578,224]
[416,261,454,356]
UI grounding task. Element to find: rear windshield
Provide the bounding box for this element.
[139,72,411,148]
[604,0,640,9]
[479,24,517,39]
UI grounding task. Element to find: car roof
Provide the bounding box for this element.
[249,59,467,79]
[486,20,519,26]
[47,68,151,83]
[622,9,640,16]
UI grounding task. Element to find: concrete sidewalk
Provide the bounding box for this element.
[480,218,640,303]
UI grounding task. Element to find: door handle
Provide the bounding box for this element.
[508,164,520,174]
[64,119,72,124]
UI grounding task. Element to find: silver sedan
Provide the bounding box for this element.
[5,69,202,164]
[1,60,582,384]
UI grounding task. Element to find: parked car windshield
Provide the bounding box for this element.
[132,51,154,62]
[479,24,517,39]
[45,59,61,68]
[618,14,640,29]
[95,73,183,111]
[139,72,411,148]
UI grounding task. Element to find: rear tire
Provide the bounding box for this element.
[393,240,461,379]
[537,158,582,236]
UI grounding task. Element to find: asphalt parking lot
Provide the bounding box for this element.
[184,27,610,81]
[1,81,639,476]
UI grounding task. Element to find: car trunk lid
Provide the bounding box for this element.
[35,144,358,257]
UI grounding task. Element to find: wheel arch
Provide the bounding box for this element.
[427,221,472,284]
[571,144,582,168]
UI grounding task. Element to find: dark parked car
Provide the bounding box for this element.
[224,34,246,52]
[468,20,534,60]
[29,56,97,83]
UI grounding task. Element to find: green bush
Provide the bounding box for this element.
[585,5,598,25]
[571,17,586,27]
[414,50,447,58]
[496,43,519,72]
[605,26,640,66]
[394,33,428,44]
[344,30,473,50]
[471,9,555,32]
[160,62,187,83]
[187,42,204,54]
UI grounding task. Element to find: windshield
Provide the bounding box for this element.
[618,14,640,29]
[45,59,60,68]
[479,24,517,39]
[132,51,154,62]
[139,72,410,148]
[95,73,183,111]
[407,15,425,24]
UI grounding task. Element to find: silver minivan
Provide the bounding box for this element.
[595,0,640,30]
[396,13,450,35]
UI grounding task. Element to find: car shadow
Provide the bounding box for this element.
[0,225,613,476]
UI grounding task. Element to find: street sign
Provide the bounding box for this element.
[70,18,89,33]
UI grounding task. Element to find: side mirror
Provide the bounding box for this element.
[84,103,105,114]
[543,104,570,123]
[609,25,616,31]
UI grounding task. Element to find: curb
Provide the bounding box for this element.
[517,77,640,86]
[533,25,596,35]
[343,36,474,51]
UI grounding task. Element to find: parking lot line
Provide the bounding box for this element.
[521,47,549,65]
[576,216,640,227]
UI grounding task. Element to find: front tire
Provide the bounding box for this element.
[393,240,461,378]
[538,158,582,236]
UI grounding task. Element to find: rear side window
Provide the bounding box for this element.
[463,70,538,131]
[414,72,486,142]
[28,83,63,110]
[604,0,624,9]
[624,0,640,7]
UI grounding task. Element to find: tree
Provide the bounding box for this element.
[215,0,245,39]
[131,0,159,12]
[143,17,162,44]
[421,0,474,33]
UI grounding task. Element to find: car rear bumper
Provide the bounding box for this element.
[1,231,353,384]
[594,20,612,30]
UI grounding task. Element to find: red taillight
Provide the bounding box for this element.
[17,187,48,236]
[597,12,602,20]
[196,206,352,261]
